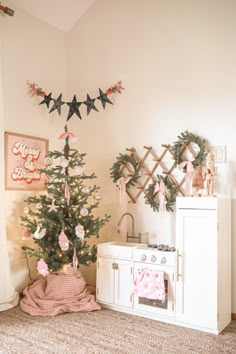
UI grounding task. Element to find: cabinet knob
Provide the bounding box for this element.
[112,263,119,270]
[141,254,147,261]
[161,257,167,264]
[151,255,157,262]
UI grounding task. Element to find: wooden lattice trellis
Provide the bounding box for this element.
[120,143,200,203]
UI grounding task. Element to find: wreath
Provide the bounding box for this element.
[145,175,178,212]
[110,153,140,188]
[171,131,207,171]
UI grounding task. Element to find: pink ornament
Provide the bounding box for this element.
[93,193,102,201]
[58,230,69,251]
[37,259,49,277]
[22,227,31,240]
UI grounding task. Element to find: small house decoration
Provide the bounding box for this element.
[58,231,69,251]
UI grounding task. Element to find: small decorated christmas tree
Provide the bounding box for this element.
[21,126,110,276]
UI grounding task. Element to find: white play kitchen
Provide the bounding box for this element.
[96,197,231,334]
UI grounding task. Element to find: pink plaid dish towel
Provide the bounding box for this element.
[133,268,165,301]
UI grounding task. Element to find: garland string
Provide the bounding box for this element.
[27,81,124,121]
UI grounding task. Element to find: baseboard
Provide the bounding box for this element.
[232,313,236,320]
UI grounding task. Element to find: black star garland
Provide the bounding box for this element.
[39,92,53,108]
[49,94,65,116]
[84,94,99,115]
[67,95,82,121]
[97,88,113,109]
[27,81,124,121]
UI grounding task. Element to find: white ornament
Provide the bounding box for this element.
[23,207,29,214]
[60,157,69,168]
[75,223,85,239]
[34,226,47,239]
[82,187,90,194]
[48,200,58,212]
[36,202,43,209]
[80,208,88,217]
[44,156,53,166]
[74,165,83,175]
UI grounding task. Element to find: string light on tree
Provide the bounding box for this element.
[21,126,110,273]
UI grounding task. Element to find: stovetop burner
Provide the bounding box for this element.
[147,244,176,252]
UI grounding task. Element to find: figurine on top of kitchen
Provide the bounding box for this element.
[205,152,216,196]
[192,165,204,197]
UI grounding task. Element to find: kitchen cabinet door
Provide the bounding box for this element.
[175,197,231,333]
[96,257,114,304]
[176,208,217,328]
[114,259,133,308]
[96,257,133,308]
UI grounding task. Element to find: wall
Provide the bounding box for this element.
[0,1,67,291]
[67,0,236,310]
[1,0,236,312]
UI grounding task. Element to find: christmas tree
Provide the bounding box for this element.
[21,126,110,276]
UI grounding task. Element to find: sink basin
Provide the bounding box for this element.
[97,241,145,259]
[107,241,141,247]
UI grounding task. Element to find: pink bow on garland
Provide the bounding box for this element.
[106,81,125,95]
[178,161,195,196]
[27,82,46,97]
[154,180,166,213]
[117,177,131,205]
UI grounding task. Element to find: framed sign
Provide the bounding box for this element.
[4,131,49,191]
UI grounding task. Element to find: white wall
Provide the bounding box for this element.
[0,2,67,290]
[1,0,236,312]
[67,0,236,310]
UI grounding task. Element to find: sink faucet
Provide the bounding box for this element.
[118,212,135,236]
[117,212,141,243]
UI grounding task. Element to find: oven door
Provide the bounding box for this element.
[133,262,175,317]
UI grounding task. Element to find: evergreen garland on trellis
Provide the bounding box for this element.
[110,153,141,188]
[144,175,178,212]
[171,130,207,170]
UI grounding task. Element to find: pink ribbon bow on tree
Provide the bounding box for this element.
[178,161,195,196]
[73,248,78,272]
[64,181,70,205]
[154,180,166,213]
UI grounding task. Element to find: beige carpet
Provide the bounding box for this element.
[0,305,235,354]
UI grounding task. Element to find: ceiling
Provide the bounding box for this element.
[7,0,95,32]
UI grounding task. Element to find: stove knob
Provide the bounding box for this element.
[161,257,167,264]
[141,254,147,261]
[151,255,157,263]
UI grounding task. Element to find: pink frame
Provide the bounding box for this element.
[5,131,49,191]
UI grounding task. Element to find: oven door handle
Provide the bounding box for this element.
[176,250,182,282]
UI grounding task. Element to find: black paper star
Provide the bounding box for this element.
[97,89,113,109]
[83,94,99,115]
[49,94,65,115]
[66,95,82,121]
[39,92,53,108]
